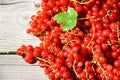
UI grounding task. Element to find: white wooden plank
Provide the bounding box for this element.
[0,0,41,52]
[0,0,49,80]
[0,55,37,65]
[0,65,48,80]
[0,0,31,3]
[0,55,49,80]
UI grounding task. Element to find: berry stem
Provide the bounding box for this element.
[73,60,81,78]
[71,0,92,5]
[50,34,54,53]
[91,63,96,75]
[92,48,108,80]
[43,35,46,50]
[40,64,56,73]
[81,0,93,4]
[37,30,45,37]
[36,57,53,65]
[62,40,76,51]
[85,65,90,80]
[94,59,108,80]
[60,78,64,80]
[67,30,79,36]
[103,10,111,20]
[78,16,95,20]
[107,39,112,46]
[117,25,120,46]
[86,24,95,48]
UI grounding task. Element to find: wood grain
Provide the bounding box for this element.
[0,0,41,52]
[0,0,49,80]
[0,55,49,80]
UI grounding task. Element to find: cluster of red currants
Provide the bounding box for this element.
[17,0,120,80]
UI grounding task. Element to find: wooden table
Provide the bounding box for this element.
[0,0,49,80]
[0,55,48,80]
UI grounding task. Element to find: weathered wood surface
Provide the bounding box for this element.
[0,0,49,80]
[0,55,49,80]
[0,0,41,52]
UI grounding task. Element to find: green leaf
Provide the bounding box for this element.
[54,7,78,31]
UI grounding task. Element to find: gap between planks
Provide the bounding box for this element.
[0,55,49,80]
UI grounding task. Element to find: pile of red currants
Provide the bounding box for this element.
[17,0,120,80]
